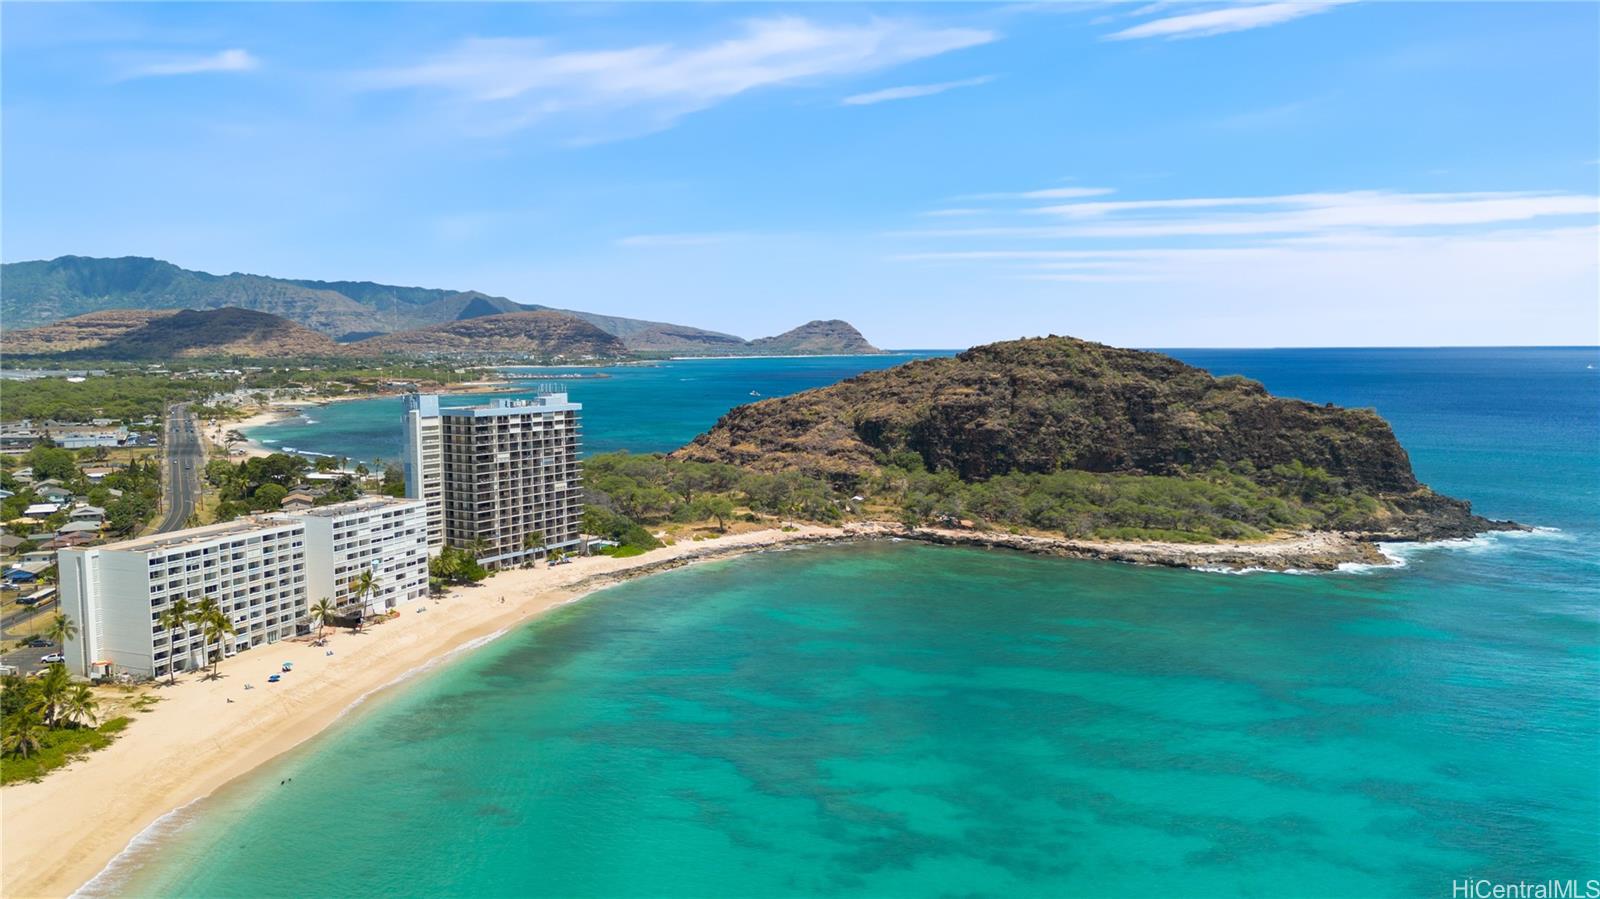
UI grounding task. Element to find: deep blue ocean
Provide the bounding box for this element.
[108,347,1597,898]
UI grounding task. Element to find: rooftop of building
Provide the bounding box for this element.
[286,495,422,518]
[411,391,581,418]
[85,514,305,555]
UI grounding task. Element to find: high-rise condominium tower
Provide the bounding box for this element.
[402,392,583,569]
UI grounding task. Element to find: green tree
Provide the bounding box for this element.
[381,464,406,498]
[252,483,288,510]
[0,707,47,758]
[157,598,193,684]
[194,598,236,678]
[347,569,378,625]
[46,612,77,649]
[62,684,99,727]
[35,664,72,727]
[522,531,546,567]
[25,444,78,482]
[310,597,336,640]
[695,495,735,531]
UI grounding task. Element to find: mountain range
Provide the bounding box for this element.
[0,256,880,357]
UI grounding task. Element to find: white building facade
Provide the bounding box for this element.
[59,516,308,680]
[401,393,445,552]
[286,496,428,616]
[404,392,583,570]
[58,497,431,680]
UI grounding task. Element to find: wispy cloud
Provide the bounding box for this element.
[960,185,1117,201]
[891,187,1599,309]
[1025,190,1599,237]
[119,48,258,80]
[1106,1,1352,41]
[617,232,748,248]
[842,75,995,106]
[360,17,996,137]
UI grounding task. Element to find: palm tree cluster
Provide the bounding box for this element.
[154,596,237,681]
[428,546,488,587]
[1,661,100,760]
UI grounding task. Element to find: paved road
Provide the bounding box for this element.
[157,403,204,533]
[0,637,56,676]
[1,599,57,675]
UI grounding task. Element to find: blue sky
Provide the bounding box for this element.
[3,2,1596,347]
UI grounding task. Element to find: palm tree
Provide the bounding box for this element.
[347,570,378,628]
[35,664,72,727]
[194,598,235,678]
[1,707,47,758]
[157,597,192,684]
[522,531,546,568]
[45,612,77,649]
[310,597,336,640]
[466,537,491,563]
[62,684,99,727]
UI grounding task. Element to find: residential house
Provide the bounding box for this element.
[279,487,322,512]
[41,532,96,551]
[3,561,50,583]
[37,486,75,503]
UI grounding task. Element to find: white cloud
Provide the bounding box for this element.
[960,185,1117,201]
[842,75,995,106]
[888,186,1598,344]
[617,232,748,248]
[1106,1,1352,41]
[361,17,996,136]
[1017,186,1118,200]
[1026,190,1600,237]
[120,48,258,80]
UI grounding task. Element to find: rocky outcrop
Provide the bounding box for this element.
[676,335,1515,540]
[746,319,880,355]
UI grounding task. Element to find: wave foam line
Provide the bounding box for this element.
[72,797,207,898]
[75,617,525,895]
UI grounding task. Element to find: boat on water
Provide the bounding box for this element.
[749,390,761,396]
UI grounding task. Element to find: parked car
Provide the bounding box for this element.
[40,652,65,664]
[24,638,51,648]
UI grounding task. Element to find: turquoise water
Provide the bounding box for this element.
[109,348,1597,897]
[246,354,945,462]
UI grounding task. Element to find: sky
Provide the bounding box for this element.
[2,1,1597,348]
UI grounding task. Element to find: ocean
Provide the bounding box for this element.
[109,347,1597,897]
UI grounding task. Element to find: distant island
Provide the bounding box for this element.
[0,255,882,359]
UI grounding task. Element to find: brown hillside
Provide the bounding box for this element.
[356,311,627,359]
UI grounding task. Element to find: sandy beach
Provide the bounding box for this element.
[0,519,1402,898]
[0,525,845,899]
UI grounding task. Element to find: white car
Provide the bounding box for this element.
[40,653,65,664]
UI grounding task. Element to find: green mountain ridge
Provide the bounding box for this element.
[1,256,877,355]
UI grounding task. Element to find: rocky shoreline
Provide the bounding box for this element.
[834,522,1397,571]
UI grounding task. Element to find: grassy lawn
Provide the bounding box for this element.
[0,717,131,785]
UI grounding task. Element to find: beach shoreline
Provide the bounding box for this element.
[0,525,849,899]
[206,381,525,460]
[0,519,1500,898]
